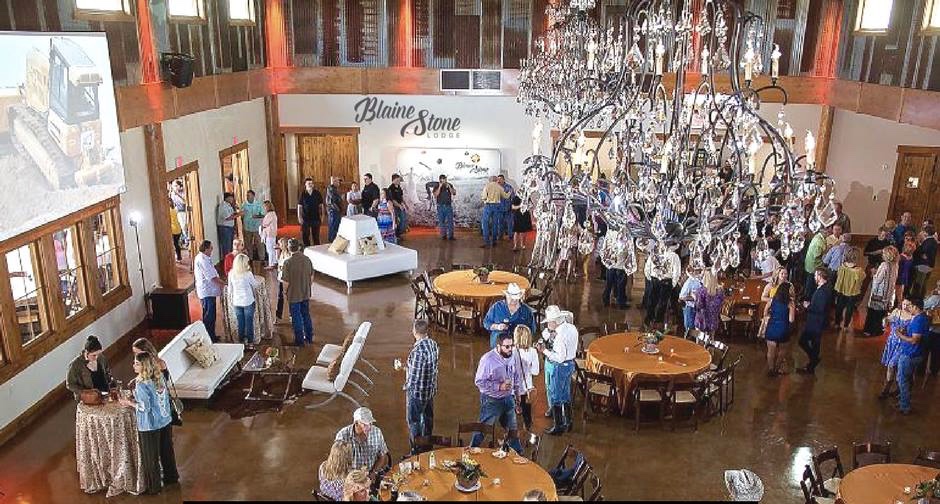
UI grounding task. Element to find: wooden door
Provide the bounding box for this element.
[184,170,204,264]
[888,147,940,225]
[296,133,360,197]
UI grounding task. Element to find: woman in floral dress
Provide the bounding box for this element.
[694,269,725,335]
[879,298,913,399]
[372,189,397,244]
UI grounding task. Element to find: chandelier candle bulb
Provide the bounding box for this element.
[805,131,816,167]
[771,44,781,79]
[655,42,665,75]
[784,123,794,148]
[742,46,755,82]
[701,47,710,76]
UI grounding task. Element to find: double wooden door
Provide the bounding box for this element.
[888,146,940,225]
[296,132,360,199]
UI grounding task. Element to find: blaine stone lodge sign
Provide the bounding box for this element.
[353,96,461,139]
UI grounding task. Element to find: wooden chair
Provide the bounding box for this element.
[667,380,705,431]
[530,285,554,325]
[457,422,496,448]
[724,354,743,411]
[551,445,589,496]
[631,375,669,431]
[412,435,454,454]
[706,340,729,371]
[913,448,940,469]
[585,469,604,501]
[852,441,892,468]
[702,366,732,417]
[426,267,445,279]
[524,432,541,463]
[577,326,603,359]
[812,446,845,497]
[451,298,481,334]
[580,370,618,419]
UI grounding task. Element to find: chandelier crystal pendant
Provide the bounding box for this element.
[517,0,837,276]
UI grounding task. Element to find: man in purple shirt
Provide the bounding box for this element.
[471,333,525,453]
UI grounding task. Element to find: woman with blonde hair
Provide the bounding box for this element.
[316,440,352,501]
[833,247,866,329]
[342,469,371,501]
[260,200,278,270]
[132,338,168,379]
[275,237,290,322]
[513,325,540,431]
[119,352,178,494]
[694,269,725,334]
[757,268,788,339]
[864,245,900,336]
[227,253,261,346]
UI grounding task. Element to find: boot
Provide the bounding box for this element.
[561,403,573,433]
[544,406,565,436]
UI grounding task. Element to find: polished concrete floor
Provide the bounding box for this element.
[1,228,938,502]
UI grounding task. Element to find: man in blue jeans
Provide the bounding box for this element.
[326,176,343,242]
[480,176,509,248]
[433,174,456,240]
[497,174,514,241]
[471,333,524,453]
[896,299,927,415]
[279,239,315,346]
[402,319,439,454]
[193,240,225,342]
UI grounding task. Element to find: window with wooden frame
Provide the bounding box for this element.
[74,0,134,21]
[924,0,940,31]
[6,243,51,347]
[229,0,256,25]
[0,308,7,367]
[855,0,894,33]
[51,226,88,320]
[168,0,207,22]
[89,209,124,297]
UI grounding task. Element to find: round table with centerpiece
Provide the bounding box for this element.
[383,447,557,501]
[432,270,531,315]
[838,464,938,504]
[586,332,712,414]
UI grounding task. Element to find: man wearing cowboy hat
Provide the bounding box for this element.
[535,305,579,435]
[483,283,537,349]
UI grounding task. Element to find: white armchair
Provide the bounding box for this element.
[302,321,372,409]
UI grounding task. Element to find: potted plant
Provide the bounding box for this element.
[453,453,487,491]
[641,330,665,354]
[472,266,491,284]
[913,475,940,503]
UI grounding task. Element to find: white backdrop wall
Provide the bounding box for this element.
[826,110,940,235]
[162,98,271,262]
[0,127,156,431]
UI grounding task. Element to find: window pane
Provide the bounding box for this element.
[7,244,49,346]
[169,0,201,17]
[858,0,893,30]
[90,211,120,296]
[76,0,127,11]
[229,0,253,21]
[930,0,940,28]
[52,227,86,318]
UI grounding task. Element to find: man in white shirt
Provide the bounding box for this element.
[678,268,702,332]
[643,247,682,329]
[752,249,781,281]
[536,305,579,436]
[194,240,225,342]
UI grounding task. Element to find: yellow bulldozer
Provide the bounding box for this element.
[7,37,114,190]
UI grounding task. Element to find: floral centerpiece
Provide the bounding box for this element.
[264,346,280,367]
[453,452,487,491]
[641,330,665,354]
[472,266,491,284]
[913,475,940,503]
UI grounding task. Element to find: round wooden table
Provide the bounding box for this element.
[388,447,557,501]
[727,278,766,308]
[586,332,712,414]
[838,464,938,504]
[433,270,531,314]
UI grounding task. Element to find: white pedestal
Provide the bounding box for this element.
[305,243,418,293]
[337,215,385,255]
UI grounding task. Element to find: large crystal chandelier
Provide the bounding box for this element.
[517,0,837,276]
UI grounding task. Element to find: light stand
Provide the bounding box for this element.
[128,212,150,319]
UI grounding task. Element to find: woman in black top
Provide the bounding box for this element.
[66,336,112,400]
[511,195,532,251]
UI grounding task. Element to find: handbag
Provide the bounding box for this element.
[166,373,184,426]
[79,389,104,406]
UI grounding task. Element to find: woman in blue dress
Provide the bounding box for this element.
[879,299,912,399]
[371,188,397,244]
[763,282,795,376]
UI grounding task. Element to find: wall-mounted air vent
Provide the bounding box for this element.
[440,69,503,93]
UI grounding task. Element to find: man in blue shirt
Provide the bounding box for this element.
[241,190,265,262]
[482,283,536,348]
[678,268,703,332]
[893,211,915,246]
[896,299,927,415]
[497,175,514,241]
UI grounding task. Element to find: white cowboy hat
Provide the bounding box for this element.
[503,283,525,300]
[724,469,764,502]
[541,305,573,324]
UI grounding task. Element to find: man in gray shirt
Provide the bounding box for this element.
[280,239,315,346]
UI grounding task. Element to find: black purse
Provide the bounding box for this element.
[166,373,184,427]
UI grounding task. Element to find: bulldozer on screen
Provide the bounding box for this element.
[2,36,116,190]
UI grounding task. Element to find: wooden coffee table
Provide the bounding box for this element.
[242,348,296,402]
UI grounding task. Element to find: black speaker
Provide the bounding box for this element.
[160,52,195,88]
[149,288,191,330]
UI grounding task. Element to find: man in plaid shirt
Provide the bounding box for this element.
[403,319,439,453]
